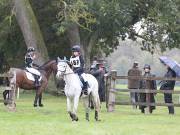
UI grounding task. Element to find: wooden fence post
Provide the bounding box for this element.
[145,89,151,114]
[108,70,117,112]
[105,73,110,109]
[7,71,16,111]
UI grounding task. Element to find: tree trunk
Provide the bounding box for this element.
[13,0,56,92]
[81,31,98,71]
[13,0,48,64]
[67,23,80,47]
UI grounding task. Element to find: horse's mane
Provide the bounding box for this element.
[39,59,56,70]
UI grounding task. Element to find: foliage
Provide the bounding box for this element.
[56,0,180,56]
[0,0,26,67]
[139,0,180,53]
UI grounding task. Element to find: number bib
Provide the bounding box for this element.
[70,56,81,68]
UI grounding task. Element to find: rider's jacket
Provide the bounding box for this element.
[70,55,84,75]
[25,52,34,68]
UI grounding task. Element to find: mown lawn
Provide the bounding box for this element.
[0,91,180,135]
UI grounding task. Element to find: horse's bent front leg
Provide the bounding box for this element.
[67,97,71,113]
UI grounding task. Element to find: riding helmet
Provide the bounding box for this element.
[71,45,81,52]
[144,64,151,70]
[27,47,35,52]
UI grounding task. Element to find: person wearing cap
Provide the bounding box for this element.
[160,64,176,114]
[90,61,106,102]
[139,64,157,113]
[70,45,88,95]
[127,61,142,109]
[25,46,41,88]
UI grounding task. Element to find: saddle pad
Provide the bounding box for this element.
[25,71,42,82]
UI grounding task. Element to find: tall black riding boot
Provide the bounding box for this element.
[79,76,88,95]
[83,81,88,95]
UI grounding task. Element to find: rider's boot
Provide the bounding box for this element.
[82,81,88,95]
[79,75,88,95]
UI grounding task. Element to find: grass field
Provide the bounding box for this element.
[1,91,180,135]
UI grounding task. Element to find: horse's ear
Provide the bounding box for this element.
[56,57,60,63]
[64,56,67,61]
[58,57,61,61]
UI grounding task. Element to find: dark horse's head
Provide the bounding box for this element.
[38,59,58,79]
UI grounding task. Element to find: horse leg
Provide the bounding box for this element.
[67,97,73,119]
[92,92,101,121]
[71,95,79,121]
[38,93,43,107]
[82,96,90,121]
[33,88,40,107]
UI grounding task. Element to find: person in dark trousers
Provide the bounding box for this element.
[70,45,88,95]
[128,61,142,109]
[160,65,176,114]
[139,64,157,113]
[90,62,106,102]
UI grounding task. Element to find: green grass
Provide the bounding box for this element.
[0,92,180,135]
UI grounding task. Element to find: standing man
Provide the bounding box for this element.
[139,64,157,113]
[127,61,142,109]
[90,62,106,102]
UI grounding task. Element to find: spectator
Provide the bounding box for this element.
[90,62,106,102]
[160,65,176,114]
[127,61,142,109]
[139,64,157,113]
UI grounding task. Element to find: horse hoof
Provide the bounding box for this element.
[75,117,78,121]
[86,118,89,121]
[4,102,8,106]
[72,117,78,121]
[33,104,38,107]
[95,119,101,122]
[39,104,44,107]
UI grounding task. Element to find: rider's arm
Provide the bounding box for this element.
[79,55,84,69]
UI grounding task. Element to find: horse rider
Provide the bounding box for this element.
[25,47,41,88]
[70,45,88,95]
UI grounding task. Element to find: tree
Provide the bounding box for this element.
[13,0,49,64]
[56,0,180,68]
[12,0,57,92]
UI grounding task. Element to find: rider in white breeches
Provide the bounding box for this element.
[25,46,41,87]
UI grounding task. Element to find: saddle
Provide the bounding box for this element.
[25,68,42,82]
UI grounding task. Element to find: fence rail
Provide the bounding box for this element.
[105,70,180,113]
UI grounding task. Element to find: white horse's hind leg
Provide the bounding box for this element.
[82,96,90,121]
[92,91,101,121]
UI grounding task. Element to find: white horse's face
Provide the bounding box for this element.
[56,61,67,78]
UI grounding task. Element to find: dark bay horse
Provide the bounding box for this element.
[3,59,58,107]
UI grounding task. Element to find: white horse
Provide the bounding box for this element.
[56,58,100,121]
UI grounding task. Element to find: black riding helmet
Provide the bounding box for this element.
[71,45,81,52]
[27,47,35,53]
[144,64,151,70]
